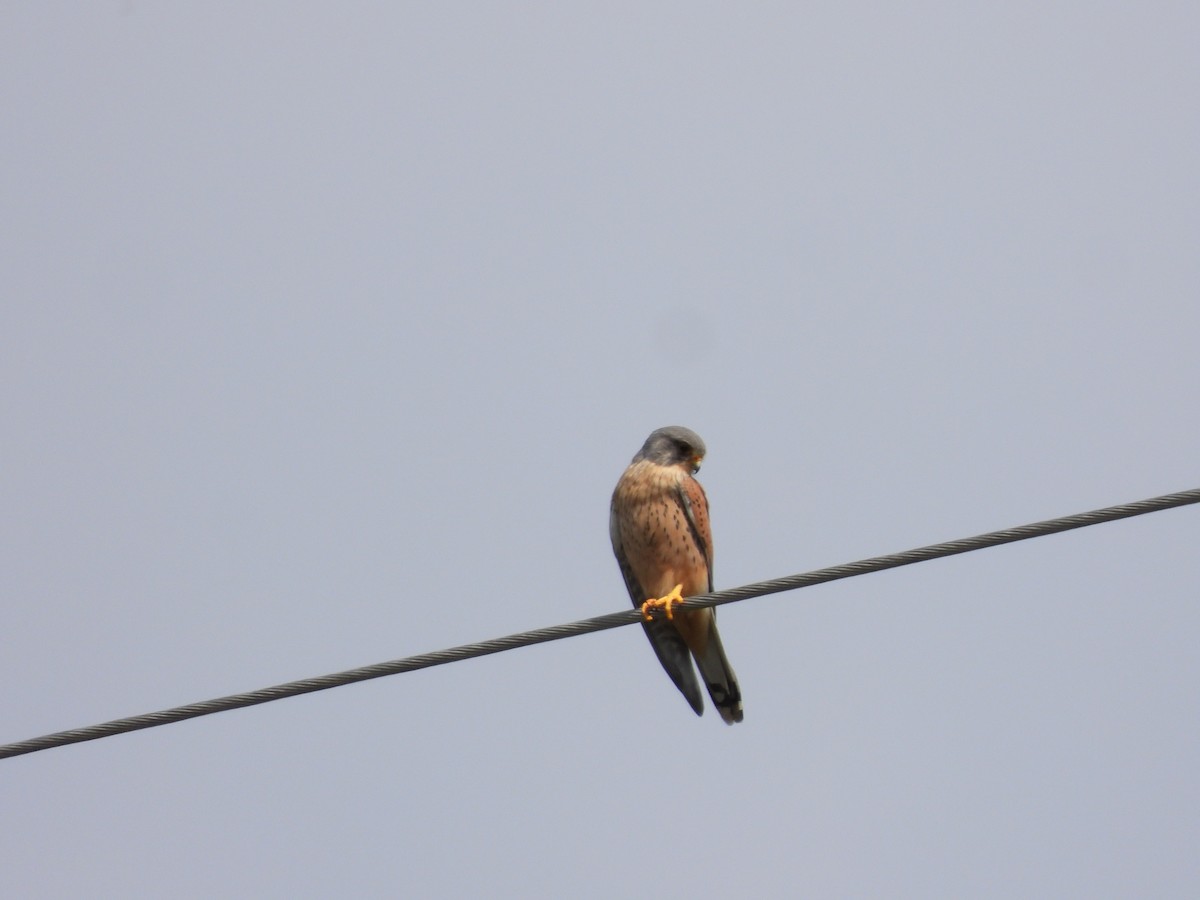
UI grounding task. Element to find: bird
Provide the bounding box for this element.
[610,426,743,723]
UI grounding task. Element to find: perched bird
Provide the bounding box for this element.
[610,426,743,723]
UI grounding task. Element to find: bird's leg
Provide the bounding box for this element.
[641,584,686,621]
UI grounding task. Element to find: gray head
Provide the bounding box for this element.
[633,425,707,472]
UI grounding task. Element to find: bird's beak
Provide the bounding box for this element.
[691,455,703,473]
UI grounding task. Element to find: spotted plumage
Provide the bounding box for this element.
[610,426,743,723]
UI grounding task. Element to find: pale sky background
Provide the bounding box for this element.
[3,3,1198,898]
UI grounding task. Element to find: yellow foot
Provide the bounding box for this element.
[641,584,686,621]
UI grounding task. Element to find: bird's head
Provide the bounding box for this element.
[634,425,707,473]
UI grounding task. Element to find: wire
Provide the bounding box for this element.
[3,486,1198,760]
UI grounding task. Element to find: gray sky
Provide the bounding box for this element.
[3,3,1198,897]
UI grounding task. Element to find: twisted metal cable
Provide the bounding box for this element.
[3,486,1197,760]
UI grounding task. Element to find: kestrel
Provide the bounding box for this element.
[610,426,743,724]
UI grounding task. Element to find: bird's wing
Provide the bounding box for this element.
[676,475,742,723]
[676,476,714,592]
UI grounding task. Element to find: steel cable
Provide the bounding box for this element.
[3,486,1197,760]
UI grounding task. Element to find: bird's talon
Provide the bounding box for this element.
[641,584,686,621]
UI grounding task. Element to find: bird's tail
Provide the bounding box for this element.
[694,615,743,725]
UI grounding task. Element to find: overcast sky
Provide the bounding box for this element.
[3,3,1198,897]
